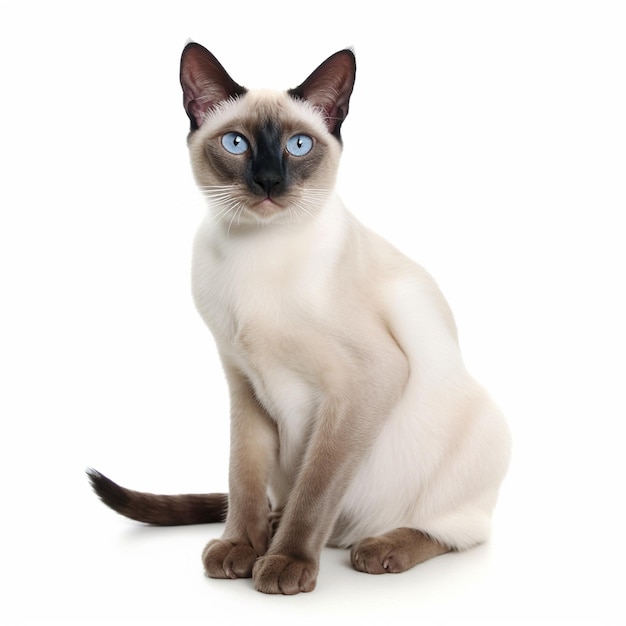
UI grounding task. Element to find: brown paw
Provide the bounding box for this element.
[252,554,318,595]
[202,539,259,579]
[351,536,409,574]
[351,529,450,574]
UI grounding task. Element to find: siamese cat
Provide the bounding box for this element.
[88,42,511,595]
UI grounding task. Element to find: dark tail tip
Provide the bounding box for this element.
[87,468,130,511]
[86,468,229,526]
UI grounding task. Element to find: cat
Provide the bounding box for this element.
[88,42,511,595]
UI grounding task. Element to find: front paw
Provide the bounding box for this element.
[252,554,318,595]
[202,539,259,579]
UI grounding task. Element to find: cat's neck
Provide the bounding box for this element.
[196,192,355,285]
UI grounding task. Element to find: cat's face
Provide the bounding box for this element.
[187,91,342,225]
[180,44,356,227]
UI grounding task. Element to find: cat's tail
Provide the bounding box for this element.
[86,468,228,526]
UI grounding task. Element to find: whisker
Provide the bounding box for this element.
[194,184,248,230]
[200,190,239,199]
[207,198,241,225]
[196,184,240,190]
[284,187,332,222]
[227,202,247,235]
[216,201,242,221]
[198,184,333,227]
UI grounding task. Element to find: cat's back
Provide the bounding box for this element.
[349,220,460,342]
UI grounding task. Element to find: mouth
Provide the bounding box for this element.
[250,197,284,217]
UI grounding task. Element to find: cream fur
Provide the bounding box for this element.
[191,89,511,554]
[86,45,512,596]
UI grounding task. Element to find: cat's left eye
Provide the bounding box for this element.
[286,134,313,157]
[222,132,249,155]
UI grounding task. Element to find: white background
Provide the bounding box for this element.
[1,1,625,624]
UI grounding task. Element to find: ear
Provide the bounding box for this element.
[288,49,356,140]
[179,43,247,131]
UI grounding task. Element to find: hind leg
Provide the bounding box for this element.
[350,528,450,574]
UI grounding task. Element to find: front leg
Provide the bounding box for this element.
[203,363,277,579]
[252,398,371,594]
[253,365,406,594]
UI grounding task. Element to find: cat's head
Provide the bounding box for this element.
[180,43,356,227]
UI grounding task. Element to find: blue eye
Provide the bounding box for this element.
[286,134,313,157]
[221,132,249,155]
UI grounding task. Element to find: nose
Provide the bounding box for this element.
[253,171,283,196]
[249,123,285,198]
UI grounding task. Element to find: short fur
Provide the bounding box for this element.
[89,43,511,595]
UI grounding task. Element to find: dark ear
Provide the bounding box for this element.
[288,49,356,140]
[180,43,247,131]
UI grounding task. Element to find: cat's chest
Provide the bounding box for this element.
[192,224,342,435]
[192,222,336,351]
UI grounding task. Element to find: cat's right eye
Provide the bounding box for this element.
[221,132,249,155]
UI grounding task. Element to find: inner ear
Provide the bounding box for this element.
[180,43,247,131]
[288,49,356,140]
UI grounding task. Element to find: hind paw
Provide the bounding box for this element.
[351,528,450,574]
[351,536,412,574]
